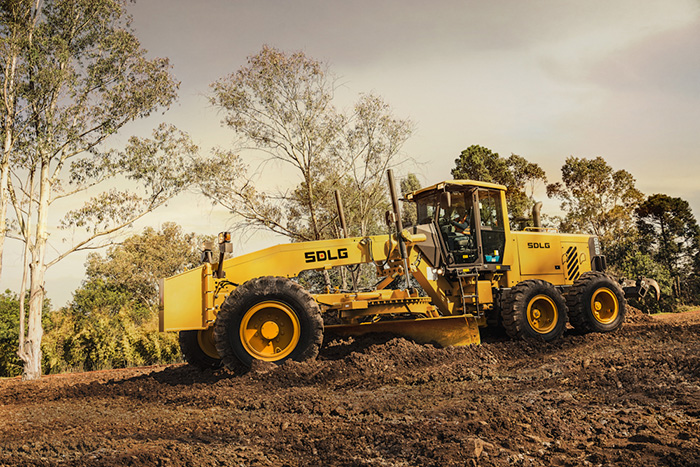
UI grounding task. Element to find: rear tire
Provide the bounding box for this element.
[566,272,626,333]
[502,280,568,341]
[179,329,222,369]
[214,276,323,371]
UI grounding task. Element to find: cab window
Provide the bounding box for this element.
[415,195,437,225]
[478,190,504,230]
[478,190,505,263]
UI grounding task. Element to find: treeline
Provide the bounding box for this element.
[1,146,698,377]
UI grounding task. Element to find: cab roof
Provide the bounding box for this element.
[405,179,507,200]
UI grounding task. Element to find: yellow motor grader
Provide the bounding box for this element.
[160,171,658,371]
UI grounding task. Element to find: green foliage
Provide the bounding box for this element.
[611,250,675,313]
[0,290,52,377]
[547,156,643,264]
[39,223,206,374]
[83,222,204,308]
[401,173,422,226]
[0,291,22,377]
[42,306,179,374]
[635,194,700,304]
[451,145,547,224]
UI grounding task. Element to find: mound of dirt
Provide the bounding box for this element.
[624,304,654,323]
[1,311,699,466]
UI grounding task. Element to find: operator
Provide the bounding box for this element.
[450,208,471,234]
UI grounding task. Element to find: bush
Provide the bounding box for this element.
[42,304,180,374]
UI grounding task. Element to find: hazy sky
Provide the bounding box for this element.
[3,0,699,305]
[127,0,700,201]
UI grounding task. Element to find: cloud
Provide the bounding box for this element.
[588,21,700,98]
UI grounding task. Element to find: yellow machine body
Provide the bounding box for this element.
[161,177,610,367]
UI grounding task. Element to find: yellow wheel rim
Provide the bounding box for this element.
[591,288,618,324]
[527,294,558,334]
[239,301,301,362]
[197,328,220,359]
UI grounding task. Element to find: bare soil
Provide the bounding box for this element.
[2,309,700,467]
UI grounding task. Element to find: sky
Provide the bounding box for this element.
[2,0,700,306]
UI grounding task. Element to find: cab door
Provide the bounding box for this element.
[436,189,480,266]
[475,189,506,265]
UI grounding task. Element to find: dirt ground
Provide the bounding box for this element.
[1,309,700,467]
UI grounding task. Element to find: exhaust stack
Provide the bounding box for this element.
[532,201,543,228]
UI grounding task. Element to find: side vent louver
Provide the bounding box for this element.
[565,246,580,281]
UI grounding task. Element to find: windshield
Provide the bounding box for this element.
[437,191,478,264]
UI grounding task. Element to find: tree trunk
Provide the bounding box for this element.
[0,162,8,282]
[20,262,45,380]
[0,51,17,283]
[19,159,50,381]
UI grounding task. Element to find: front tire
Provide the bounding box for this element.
[214,276,323,371]
[566,272,626,333]
[179,328,222,369]
[502,280,568,341]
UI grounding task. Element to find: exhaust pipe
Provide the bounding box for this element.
[532,201,543,228]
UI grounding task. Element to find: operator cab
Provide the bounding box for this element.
[407,181,508,270]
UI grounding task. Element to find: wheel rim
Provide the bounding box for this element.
[197,328,220,359]
[590,287,619,324]
[239,301,301,361]
[527,294,558,334]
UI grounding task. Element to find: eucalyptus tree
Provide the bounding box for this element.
[208,46,413,244]
[546,156,643,263]
[0,0,39,282]
[209,45,342,242]
[451,145,547,222]
[7,0,184,380]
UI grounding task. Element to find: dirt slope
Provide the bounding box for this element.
[1,310,699,467]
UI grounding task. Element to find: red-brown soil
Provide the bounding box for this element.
[2,309,700,466]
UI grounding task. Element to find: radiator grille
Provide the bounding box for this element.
[565,246,580,281]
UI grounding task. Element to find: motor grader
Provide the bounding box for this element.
[160,171,657,371]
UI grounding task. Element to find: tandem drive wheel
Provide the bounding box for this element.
[566,272,626,334]
[502,279,568,341]
[214,276,323,371]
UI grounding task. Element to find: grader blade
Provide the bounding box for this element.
[325,315,481,347]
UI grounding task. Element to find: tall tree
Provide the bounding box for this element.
[6,0,186,380]
[546,156,643,262]
[208,46,412,244]
[209,45,343,242]
[15,122,198,380]
[451,145,547,222]
[635,194,700,303]
[299,93,414,240]
[0,0,39,282]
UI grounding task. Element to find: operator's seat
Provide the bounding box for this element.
[440,222,477,264]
